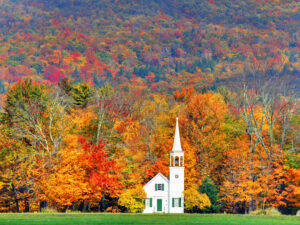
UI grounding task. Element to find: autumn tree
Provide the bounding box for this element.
[4,79,49,152]
[81,137,122,209]
[39,135,88,212]
[0,125,33,212]
[184,188,211,213]
[118,185,146,213]
[227,59,298,212]
[92,83,130,146]
[37,135,121,212]
[181,92,230,184]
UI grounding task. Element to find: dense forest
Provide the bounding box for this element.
[0,0,299,214]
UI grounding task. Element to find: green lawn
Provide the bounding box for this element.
[0,213,299,225]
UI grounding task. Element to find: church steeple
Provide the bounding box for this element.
[169,117,185,213]
[172,117,183,152]
[170,117,184,168]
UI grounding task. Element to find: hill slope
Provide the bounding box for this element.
[0,0,299,93]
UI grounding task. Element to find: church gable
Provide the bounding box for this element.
[143,172,168,192]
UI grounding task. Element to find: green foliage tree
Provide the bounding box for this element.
[4,79,50,151]
[199,177,221,213]
[5,79,48,120]
[70,82,94,108]
[0,125,33,212]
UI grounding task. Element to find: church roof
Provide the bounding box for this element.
[143,172,169,188]
[171,117,183,152]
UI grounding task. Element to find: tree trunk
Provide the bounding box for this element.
[82,202,88,212]
[100,196,105,212]
[233,202,236,214]
[40,201,48,212]
[24,198,30,212]
[244,201,248,214]
[79,202,85,212]
[87,202,90,212]
[249,198,253,213]
[15,199,19,213]
[11,184,19,213]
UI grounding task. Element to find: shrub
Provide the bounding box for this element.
[40,208,58,213]
[250,207,281,216]
[68,210,82,213]
[118,185,146,213]
[105,206,120,213]
[184,188,211,212]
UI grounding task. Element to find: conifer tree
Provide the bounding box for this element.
[70,83,93,108]
[199,177,221,213]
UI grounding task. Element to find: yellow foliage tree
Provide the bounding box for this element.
[118,185,146,213]
[184,188,211,212]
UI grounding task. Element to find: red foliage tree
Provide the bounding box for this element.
[80,138,122,197]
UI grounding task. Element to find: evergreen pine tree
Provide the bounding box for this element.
[199,177,221,213]
[70,82,93,108]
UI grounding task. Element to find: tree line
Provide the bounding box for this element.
[0,72,298,214]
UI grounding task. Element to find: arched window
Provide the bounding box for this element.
[175,156,179,166]
[180,156,183,166]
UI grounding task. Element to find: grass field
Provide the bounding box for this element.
[0,213,299,225]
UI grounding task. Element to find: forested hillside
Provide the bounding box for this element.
[0,0,299,92]
[0,0,299,214]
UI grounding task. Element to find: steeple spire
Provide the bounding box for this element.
[172,117,182,152]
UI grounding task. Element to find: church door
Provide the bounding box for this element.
[157,199,162,212]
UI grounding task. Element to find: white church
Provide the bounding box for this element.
[143,117,184,213]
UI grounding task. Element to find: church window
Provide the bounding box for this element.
[172,198,182,207]
[155,183,164,191]
[146,198,152,207]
